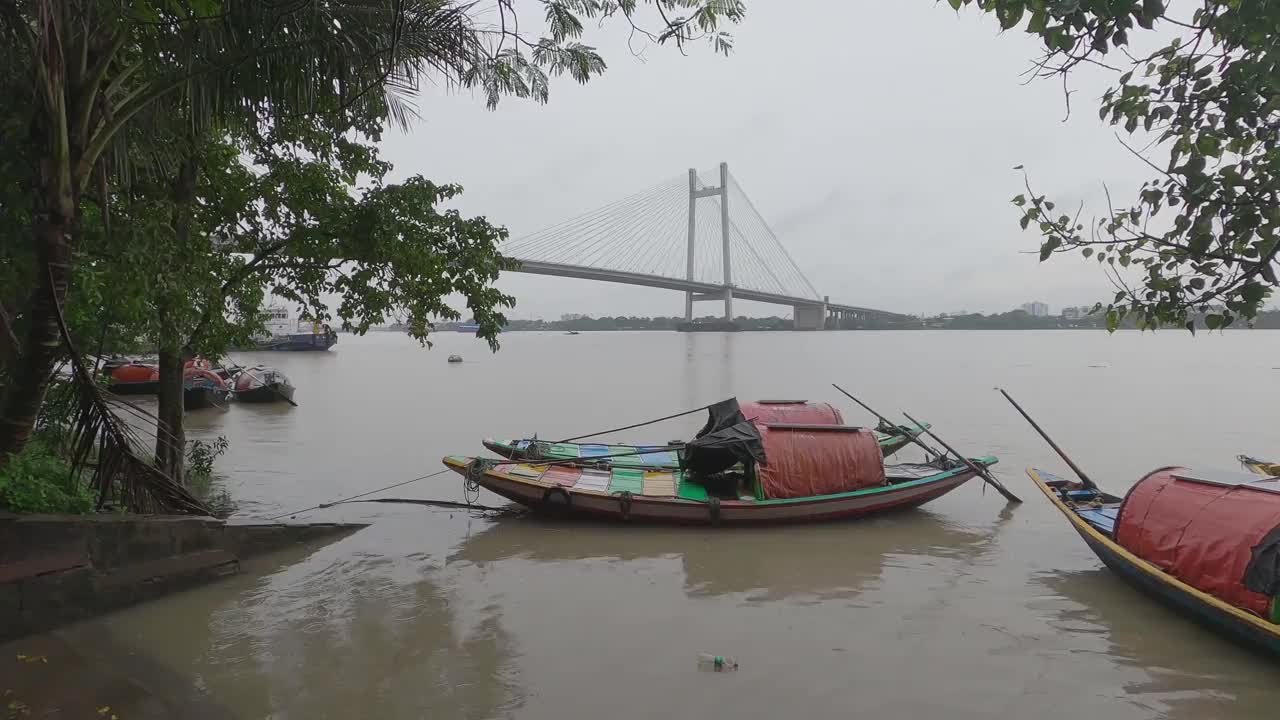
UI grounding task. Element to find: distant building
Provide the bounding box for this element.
[560,313,586,321]
[1020,301,1049,317]
[1061,306,1091,320]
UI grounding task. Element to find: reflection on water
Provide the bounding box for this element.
[51,514,523,719]
[1037,569,1277,720]
[452,510,989,601]
[20,331,1280,718]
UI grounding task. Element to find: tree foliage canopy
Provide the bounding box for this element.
[0,0,747,490]
[950,0,1280,330]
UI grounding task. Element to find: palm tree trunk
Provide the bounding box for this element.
[154,338,185,485]
[0,199,75,467]
[152,150,198,485]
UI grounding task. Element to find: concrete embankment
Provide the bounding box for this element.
[0,512,365,642]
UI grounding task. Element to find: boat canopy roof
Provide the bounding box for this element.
[738,400,843,426]
[1116,467,1280,617]
[756,424,885,499]
[681,398,886,499]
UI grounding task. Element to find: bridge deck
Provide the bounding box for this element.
[509,260,907,321]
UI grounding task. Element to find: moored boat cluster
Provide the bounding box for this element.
[441,390,1280,659]
[100,356,296,410]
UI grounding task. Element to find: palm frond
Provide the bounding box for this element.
[48,274,210,516]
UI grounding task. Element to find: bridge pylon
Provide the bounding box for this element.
[685,162,733,322]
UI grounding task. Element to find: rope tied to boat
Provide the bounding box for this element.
[612,490,633,521]
[464,457,494,506]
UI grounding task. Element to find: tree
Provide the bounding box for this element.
[0,0,458,463]
[0,0,747,477]
[950,0,1280,330]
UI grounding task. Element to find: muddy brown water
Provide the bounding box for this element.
[5,330,1280,718]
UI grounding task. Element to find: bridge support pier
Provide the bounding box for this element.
[794,301,826,331]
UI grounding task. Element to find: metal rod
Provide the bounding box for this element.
[997,388,1096,490]
[902,411,1022,504]
[830,384,940,460]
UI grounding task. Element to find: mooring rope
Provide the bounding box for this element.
[265,468,454,521]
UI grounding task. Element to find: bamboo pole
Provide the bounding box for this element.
[997,388,1096,490]
[901,411,1021,504]
[830,384,941,461]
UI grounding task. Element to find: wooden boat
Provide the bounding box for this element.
[444,454,991,525]
[448,399,990,525]
[232,365,295,403]
[183,367,231,411]
[1028,467,1280,658]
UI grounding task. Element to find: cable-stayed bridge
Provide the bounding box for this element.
[500,163,907,329]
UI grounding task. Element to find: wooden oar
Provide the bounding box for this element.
[830,384,942,461]
[997,388,1095,490]
[901,410,1022,504]
[225,360,299,407]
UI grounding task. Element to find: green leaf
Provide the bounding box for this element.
[997,4,1024,29]
[947,0,963,9]
[1143,0,1165,21]
[1204,313,1223,330]
[1039,237,1061,261]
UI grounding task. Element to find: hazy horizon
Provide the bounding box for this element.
[379,1,1162,320]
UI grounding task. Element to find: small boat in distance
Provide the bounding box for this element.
[446,398,991,525]
[448,354,463,363]
[456,323,480,332]
[105,361,159,395]
[105,357,221,395]
[233,365,295,403]
[240,306,337,351]
[1240,454,1280,476]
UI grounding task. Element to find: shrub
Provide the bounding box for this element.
[0,437,94,514]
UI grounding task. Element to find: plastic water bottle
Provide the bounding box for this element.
[697,653,739,672]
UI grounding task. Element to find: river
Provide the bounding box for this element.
[24,330,1280,717]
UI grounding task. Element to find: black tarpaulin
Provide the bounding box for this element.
[1244,524,1280,596]
[683,398,766,476]
[695,398,746,438]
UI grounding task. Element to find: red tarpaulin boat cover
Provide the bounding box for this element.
[110,364,157,383]
[739,401,844,426]
[756,425,884,499]
[1115,467,1279,616]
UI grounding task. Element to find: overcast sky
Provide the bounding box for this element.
[379,1,1160,320]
